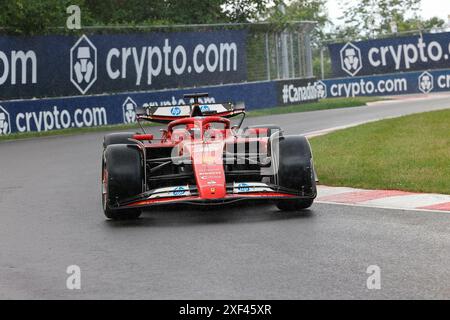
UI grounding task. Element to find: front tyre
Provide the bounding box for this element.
[270,135,317,212]
[103,206,142,220]
[102,144,143,220]
[276,198,314,211]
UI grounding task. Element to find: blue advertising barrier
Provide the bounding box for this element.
[6,68,449,136]
[0,77,322,135]
[0,81,277,135]
[328,31,450,78]
[316,68,450,99]
[0,30,247,100]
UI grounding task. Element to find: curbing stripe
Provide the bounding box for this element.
[316,185,450,213]
[317,190,413,204]
[419,202,450,212]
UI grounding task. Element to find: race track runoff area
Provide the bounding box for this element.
[0,93,450,299]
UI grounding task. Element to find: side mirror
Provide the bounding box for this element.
[133,134,154,141]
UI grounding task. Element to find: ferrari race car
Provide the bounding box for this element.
[102,93,317,220]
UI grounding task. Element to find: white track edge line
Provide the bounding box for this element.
[315,200,450,214]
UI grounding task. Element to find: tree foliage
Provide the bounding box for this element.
[222,0,271,22]
[0,0,273,35]
[396,16,445,32]
[83,0,224,25]
[0,0,91,35]
[269,0,328,25]
[335,0,445,40]
[268,0,329,41]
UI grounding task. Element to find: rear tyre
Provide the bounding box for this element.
[103,132,138,148]
[270,135,316,212]
[102,144,143,220]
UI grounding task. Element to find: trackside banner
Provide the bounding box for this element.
[329,31,450,77]
[0,81,278,135]
[276,78,319,105]
[316,68,450,98]
[0,30,247,100]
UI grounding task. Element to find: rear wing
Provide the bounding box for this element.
[137,102,246,124]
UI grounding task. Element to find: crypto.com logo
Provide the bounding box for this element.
[0,106,11,136]
[418,71,434,94]
[70,35,97,95]
[122,97,137,124]
[315,80,327,99]
[340,42,363,77]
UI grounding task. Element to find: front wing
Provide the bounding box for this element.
[109,182,317,210]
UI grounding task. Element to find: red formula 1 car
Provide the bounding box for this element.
[102,93,317,220]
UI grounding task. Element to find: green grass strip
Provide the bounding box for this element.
[310,109,450,194]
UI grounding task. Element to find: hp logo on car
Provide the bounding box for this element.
[172,186,186,196]
[171,106,181,116]
[200,105,210,112]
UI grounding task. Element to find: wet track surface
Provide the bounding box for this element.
[1,95,450,299]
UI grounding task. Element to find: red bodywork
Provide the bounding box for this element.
[115,113,296,209]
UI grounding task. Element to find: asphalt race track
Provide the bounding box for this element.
[1,94,450,299]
